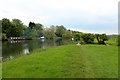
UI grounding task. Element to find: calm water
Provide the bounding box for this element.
[2,39,70,61]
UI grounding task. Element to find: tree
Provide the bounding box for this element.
[74,33,80,41]
[11,19,25,37]
[29,22,35,29]
[95,33,108,44]
[50,25,56,38]
[35,23,44,37]
[2,18,25,38]
[23,22,44,39]
[50,25,56,33]
[0,20,2,33]
[55,25,66,37]
[81,33,95,44]
[0,20,2,40]
[62,30,72,39]
[2,18,12,38]
[23,27,31,39]
[43,27,55,39]
[30,28,38,39]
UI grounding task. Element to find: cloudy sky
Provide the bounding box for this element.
[0,0,119,34]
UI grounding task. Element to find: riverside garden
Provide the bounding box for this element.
[0,18,119,78]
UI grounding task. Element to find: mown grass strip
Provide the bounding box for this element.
[3,44,118,78]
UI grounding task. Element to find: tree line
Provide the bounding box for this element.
[0,18,110,45]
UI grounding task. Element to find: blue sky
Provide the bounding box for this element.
[0,0,119,34]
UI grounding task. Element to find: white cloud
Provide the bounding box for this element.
[0,0,119,34]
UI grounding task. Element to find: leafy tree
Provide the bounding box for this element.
[24,22,44,39]
[23,27,31,39]
[11,19,25,37]
[2,18,12,38]
[43,27,55,39]
[50,25,56,33]
[35,23,44,37]
[50,25,56,38]
[95,33,108,44]
[0,20,2,33]
[81,33,95,44]
[55,25,66,37]
[62,30,72,39]
[29,22,35,29]
[2,18,25,38]
[30,29,38,39]
[22,25,28,36]
[74,33,80,41]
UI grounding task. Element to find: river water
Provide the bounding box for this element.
[2,39,70,61]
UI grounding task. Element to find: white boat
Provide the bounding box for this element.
[40,36,45,39]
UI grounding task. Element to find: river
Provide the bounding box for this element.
[2,39,71,61]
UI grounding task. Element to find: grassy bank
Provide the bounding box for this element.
[3,44,118,78]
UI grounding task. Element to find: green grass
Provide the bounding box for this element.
[3,44,118,78]
[0,63,2,78]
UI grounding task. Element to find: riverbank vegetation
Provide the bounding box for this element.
[1,18,119,45]
[3,44,118,78]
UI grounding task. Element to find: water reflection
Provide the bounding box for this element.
[41,39,45,42]
[10,40,24,43]
[23,43,29,55]
[9,56,13,59]
[2,39,70,61]
[23,48,29,55]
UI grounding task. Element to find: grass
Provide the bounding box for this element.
[2,44,118,78]
[0,63,2,78]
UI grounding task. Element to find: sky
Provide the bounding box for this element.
[0,0,119,34]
